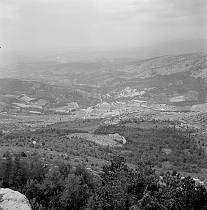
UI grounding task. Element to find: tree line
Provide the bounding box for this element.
[0,153,207,210]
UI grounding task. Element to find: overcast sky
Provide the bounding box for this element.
[0,0,206,52]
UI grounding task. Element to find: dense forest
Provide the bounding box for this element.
[0,153,207,210]
[1,119,207,173]
[94,123,207,172]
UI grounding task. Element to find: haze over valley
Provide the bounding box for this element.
[1,0,207,209]
[1,47,207,162]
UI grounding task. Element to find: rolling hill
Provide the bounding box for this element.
[0,52,207,109]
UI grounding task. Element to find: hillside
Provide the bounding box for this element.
[0,53,207,125]
[1,52,207,209]
[0,78,100,112]
[0,53,207,171]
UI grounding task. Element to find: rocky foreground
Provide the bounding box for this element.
[0,188,31,210]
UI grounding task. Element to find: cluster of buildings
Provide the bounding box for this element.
[12,95,48,114]
[115,87,145,99]
[10,94,79,115]
[82,100,148,119]
[46,102,79,114]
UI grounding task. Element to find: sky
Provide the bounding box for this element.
[0,0,207,52]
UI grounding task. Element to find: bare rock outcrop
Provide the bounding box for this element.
[0,188,31,210]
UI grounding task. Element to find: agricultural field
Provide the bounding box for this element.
[1,52,207,187]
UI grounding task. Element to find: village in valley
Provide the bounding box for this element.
[1,0,207,208]
[0,52,207,190]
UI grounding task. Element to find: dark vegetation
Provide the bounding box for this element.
[1,118,207,173]
[1,118,207,209]
[0,128,116,165]
[0,154,207,210]
[94,121,207,172]
[1,49,207,209]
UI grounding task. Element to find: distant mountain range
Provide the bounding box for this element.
[1,39,206,65]
[0,51,207,112]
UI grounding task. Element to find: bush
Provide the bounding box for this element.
[0,154,206,210]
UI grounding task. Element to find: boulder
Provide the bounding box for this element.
[108,133,127,144]
[0,188,31,210]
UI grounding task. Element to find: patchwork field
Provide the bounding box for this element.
[1,52,207,189]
